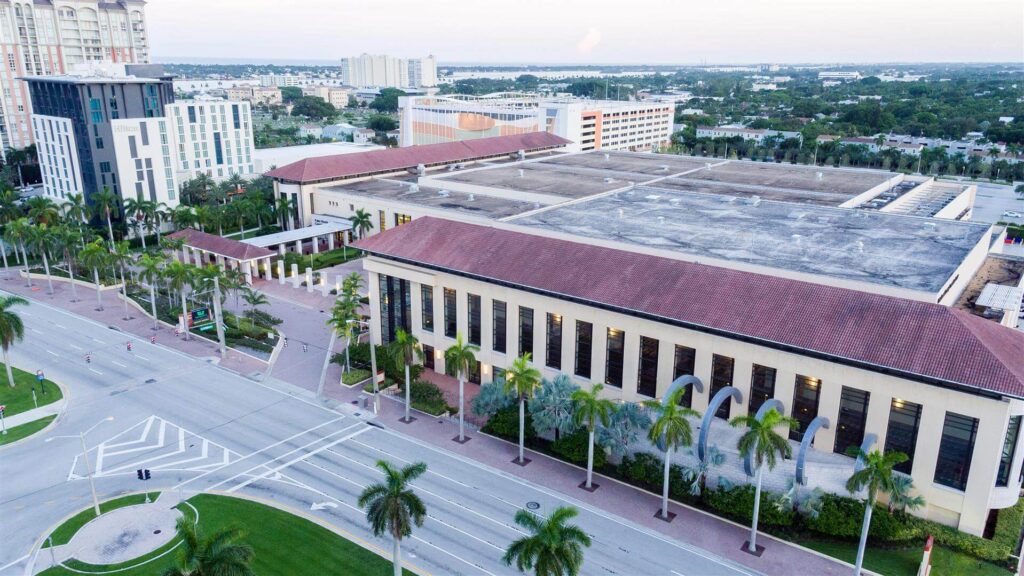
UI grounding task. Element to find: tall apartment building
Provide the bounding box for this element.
[339,53,437,88]
[301,85,350,108]
[226,85,282,106]
[399,94,673,152]
[0,0,149,150]
[258,74,301,88]
[166,98,255,183]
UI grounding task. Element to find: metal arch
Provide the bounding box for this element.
[655,375,704,452]
[795,416,831,486]
[697,386,743,463]
[743,399,786,477]
[853,433,878,473]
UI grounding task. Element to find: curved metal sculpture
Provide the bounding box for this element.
[698,386,743,463]
[742,399,785,477]
[655,375,704,452]
[853,433,878,473]
[795,416,830,485]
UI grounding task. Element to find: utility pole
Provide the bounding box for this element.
[212,276,226,357]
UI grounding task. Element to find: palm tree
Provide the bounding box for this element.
[139,253,165,329]
[0,189,20,224]
[93,187,120,250]
[192,206,209,233]
[571,383,615,490]
[351,207,373,239]
[645,387,700,519]
[502,506,592,576]
[161,516,254,576]
[110,241,134,320]
[26,196,60,226]
[163,261,194,339]
[389,328,422,423]
[504,353,542,465]
[357,460,428,576]
[0,295,27,388]
[445,332,479,442]
[152,202,169,245]
[78,240,110,310]
[326,295,359,371]
[53,225,82,301]
[172,205,197,231]
[846,449,912,576]
[25,224,56,295]
[275,196,297,230]
[6,218,32,287]
[730,408,798,554]
[63,193,91,234]
[123,197,149,250]
[240,287,268,330]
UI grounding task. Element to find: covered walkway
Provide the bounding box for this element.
[168,228,276,284]
[241,220,350,257]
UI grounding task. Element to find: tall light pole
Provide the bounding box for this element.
[349,319,379,414]
[46,416,114,516]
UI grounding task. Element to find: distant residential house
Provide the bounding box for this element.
[696,125,801,144]
[322,123,359,141]
[354,128,376,144]
[299,124,323,139]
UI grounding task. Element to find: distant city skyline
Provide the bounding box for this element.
[148,0,1024,65]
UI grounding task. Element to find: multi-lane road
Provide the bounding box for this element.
[0,293,758,576]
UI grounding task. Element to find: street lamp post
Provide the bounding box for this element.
[349,319,379,414]
[46,416,114,516]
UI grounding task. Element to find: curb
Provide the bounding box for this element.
[0,377,70,452]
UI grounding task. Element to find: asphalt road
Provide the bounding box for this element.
[0,293,758,576]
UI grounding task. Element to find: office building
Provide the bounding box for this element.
[339,53,437,88]
[696,125,802,144]
[399,94,673,152]
[302,85,350,108]
[165,98,255,182]
[259,74,301,88]
[225,86,281,106]
[0,0,150,150]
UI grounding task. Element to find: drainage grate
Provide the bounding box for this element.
[145,379,157,384]
[526,501,540,510]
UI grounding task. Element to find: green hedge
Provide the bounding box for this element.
[397,379,455,416]
[482,404,535,442]
[345,342,423,384]
[614,452,692,501]
[551,429,607,469]
[705,485,795,528]
[341,368,370,386]
[994,497,1024,553]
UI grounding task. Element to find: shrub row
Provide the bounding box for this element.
[481,405,535,442]
[551,429,607,469]
[396,379,455,416]
[345,342,423,384]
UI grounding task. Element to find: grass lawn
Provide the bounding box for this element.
[801,538,1009,576]
[41,494,413,576]
[44,492,160,547]
[0,365,63,417]
[0,415,55,446]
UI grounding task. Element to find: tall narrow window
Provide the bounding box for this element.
[934,412,979,491]
[420,285,433,333]
[748,364,776,416]
[575,320,592,379]
[377,274,410,343]
[545,313,562,370]
[637,336,659,398]
[834,387,870,456]
[997,416,1022,487]
[884,399,921,475]
[443,288,456,338]
[378,210,386,232]
[710,354,734,419]
[422,344,435,370]
[467,294,481,346]
[518,307,534,357]
[492,300,506,354]
[673,345,696,408]
[605,328,624,388]
[790,375,821,441]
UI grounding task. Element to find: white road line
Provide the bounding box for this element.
[30,328,42,334]
[136,354,150,361]
[91,337,106,344]
[0,552,30,572]
[88,368,102,375]
[111,360,127,368]
[45,350,58,356]
[69,344,83,350]
[54,323,66,329]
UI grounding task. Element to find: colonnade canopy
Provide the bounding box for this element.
[168,228,275,263]
[239,221,350,248]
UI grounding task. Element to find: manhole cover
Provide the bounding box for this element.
[153,530,161,535]
[145,379,157,384]
[526,502,540,510]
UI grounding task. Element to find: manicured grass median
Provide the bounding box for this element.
[802,539,1008,576]
[44,492,160,547]
[41,494,414,576]
[0,415,55,446]
[0,365,62,418]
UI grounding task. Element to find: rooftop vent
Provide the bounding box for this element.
[438,189,449,197]
[660,165,670,171]
[603,177,614,183]
[518,169,525,178]
[816,172,823,181]
[416,163,425,176]
[467,193,475,201]
[604,153,610,161]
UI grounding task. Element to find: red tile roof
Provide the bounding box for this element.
[355,217,1024,398]
[265,132,571,184]
[168,228,275,261]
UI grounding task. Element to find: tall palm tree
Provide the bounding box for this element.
[326,296,359,372]
[111,241,134,320]
[388,328,422,423]
[78,240,110,311]
[93,187,120,250]
[0,295,27,388]
[275,196,296,231]
[192,206,209,233]
[846,449,912,576]
[152,202,169,245]
[123,197,149,251]
[502,506,592,576]
[445,332,479,442]
[161,516,254,576]
[25,196,60,226]
[357,460,428,576]
[53,225,82,301]
[645,387,700,519]
[503,354,542,465]
[163,261,194,339]
[571,383,615,490]
[6,218,32,287]
[139,253,165,330]
[24,224,55,295]
[351,208,373,239]
[172,205,197,231]
[241,287,268,330]
[63,193,91,234]
[730,407,798,553]
[0,189,20,224]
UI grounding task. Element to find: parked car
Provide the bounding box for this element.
[1003,211,1023,218]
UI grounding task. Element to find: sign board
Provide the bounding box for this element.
[917,535,933,576]
[375,370,385,384]
[189,307,212,328]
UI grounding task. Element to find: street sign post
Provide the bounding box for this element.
[0,404,6,435]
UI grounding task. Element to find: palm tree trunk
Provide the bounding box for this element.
[458,373,466,441]
[661,448,672,518]
[3,347,14,387]
[392,536,402,576]
[66,254,79,301]
[853,501,872,576]
[1,245,9,279]
[403,363,411,422]
[21,243,31,287]
[344,339,350,372]
[586,427,595,489]
[140,226,147,251]
[518,397,525,464]
[42,251,53,295]
[181,288,190,340]
[93,267,103,310]
[155,216,162,244]
[149,283,158,329]
[120,267,130,320]
[106,212,115,251]
[749,466,763,553]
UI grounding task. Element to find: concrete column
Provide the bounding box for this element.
[335,275,342,294]
[327,234,335,251]
[278,244,286,257]
[178,248,188,265]
[263,258,272,280]
[192,248,203,266]
[343,232,349,247]
[294,239,303,254]
[321,276,330,297]
[277,260,285,285]
[242,261,253,285]
[312,236,320,254]
[305,267,313,293]
[290,263,300,287]
[216,254,226,271]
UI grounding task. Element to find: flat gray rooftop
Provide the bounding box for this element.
[509,185,989,294]
[654,178,855,206]
[679,161,894,196]
[321,178,540,219]
[430,162,632,199]
[535,150,712,176]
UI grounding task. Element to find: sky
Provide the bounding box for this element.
[148,0,1024,65]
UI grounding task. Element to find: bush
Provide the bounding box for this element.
[993,498,1024,552]
[245,308,282,326]
[615,452,691,501]
[482,405,535,442]
[551,429,606,469]
[704,485,795,528]
[346,343,423,383]
[341,368,370,386]
[398,379,453,416]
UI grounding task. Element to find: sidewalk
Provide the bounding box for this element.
[2,398,64,428]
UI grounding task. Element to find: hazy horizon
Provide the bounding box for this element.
[147,0,1024,65]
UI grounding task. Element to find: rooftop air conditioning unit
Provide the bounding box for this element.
[518,169,525,178]
[604,153,610,161]
[467,194,475,201]
[416,164,425,176]
[604,177,614,183]
[816,172,823,181]
[438,190,449,197]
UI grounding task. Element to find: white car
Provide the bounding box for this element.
[1003,211,1023,218]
